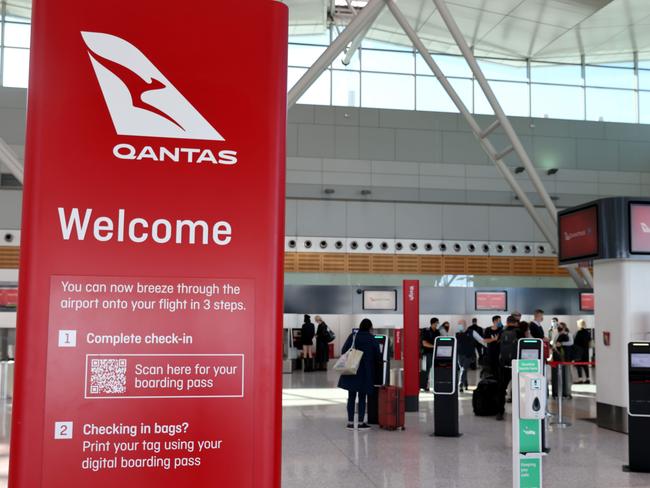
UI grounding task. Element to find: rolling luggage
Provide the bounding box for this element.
[378,386,405,431]
[472,377,501,416]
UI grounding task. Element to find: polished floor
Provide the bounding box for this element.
[282,367,650,488]
[0,368,647,487]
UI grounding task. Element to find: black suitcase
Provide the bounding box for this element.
[472,377,501,416]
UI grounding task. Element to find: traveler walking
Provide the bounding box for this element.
[552,322,573,398]
[315,315,330,371]
[421,318,441,391]
[468,318,484,368]
[529,309,546,340]
[338,318,381,430]
[574,319,592,384]
[301,314,316,372]
[456,320,476,393]
[483,315,502,377]
[496,315,522,421]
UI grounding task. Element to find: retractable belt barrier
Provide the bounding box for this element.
[547,361,595,428]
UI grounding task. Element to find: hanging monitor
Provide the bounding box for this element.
[475,291,507,311]
[363,290,397,311]
[558,204,599,264]
[629,202,650,255]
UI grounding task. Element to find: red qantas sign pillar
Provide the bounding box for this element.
[9,1,288,487]
[403,280,420,412]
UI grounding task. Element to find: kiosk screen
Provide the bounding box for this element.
[631,353,650,369]
[437,346,453,358]
[520,349,540,360]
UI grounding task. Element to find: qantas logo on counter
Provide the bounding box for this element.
[81,31,224,141]
[641,222,650,234]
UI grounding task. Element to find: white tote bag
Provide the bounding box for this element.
[333,333,364,375]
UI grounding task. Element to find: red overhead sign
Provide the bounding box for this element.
[10,1,287,487]
[475,291,507,311]
[558,205,599,263]
[630,203,650,254]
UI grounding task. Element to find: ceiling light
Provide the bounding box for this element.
[547,168,558,175]
[360,189,372,195]
[323,188,335,194]
[514,167,525,174]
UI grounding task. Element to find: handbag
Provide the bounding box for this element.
[333,333,364,375]
[325,327,336,343]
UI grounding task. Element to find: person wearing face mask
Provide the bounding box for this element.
[483,315,502,377]
[456,320,476,393]
[439,321,451,336]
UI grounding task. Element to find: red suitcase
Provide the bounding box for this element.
[378,385,405,431]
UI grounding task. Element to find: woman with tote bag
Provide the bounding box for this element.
[337,318,381,431]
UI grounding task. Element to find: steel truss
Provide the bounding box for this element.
[288,0,592,287]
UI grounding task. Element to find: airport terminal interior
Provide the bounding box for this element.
[4,0,650,486]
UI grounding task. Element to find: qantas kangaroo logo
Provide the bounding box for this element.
[81,31,224,141]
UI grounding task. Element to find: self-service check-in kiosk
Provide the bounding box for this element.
[625,342,650,473]
[432,336,460,437]
[512,340,547,488]
[367,334,390,425]
[517,338,550,453]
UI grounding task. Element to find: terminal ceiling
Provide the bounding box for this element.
[284,0,650,64]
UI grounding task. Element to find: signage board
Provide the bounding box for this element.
[558,205,599,264]
[9,1,288,487]
[475,291,507,311]
[362,290,397,311]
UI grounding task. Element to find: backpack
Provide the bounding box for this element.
[499,327,519,366]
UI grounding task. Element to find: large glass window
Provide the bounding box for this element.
[474,80,530,117]
[586,87,637,123]
[416,76,472,113]
[3,15,650,126]
[531,84,585,120]
[361,72,414,110]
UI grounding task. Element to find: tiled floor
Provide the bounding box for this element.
[282,369,650,488]
[0,369,648,487]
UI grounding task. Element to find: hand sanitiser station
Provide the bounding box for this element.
[517,339,550,452]
[625,342,650,473]
[432,336,460,437]
[512,339,546,488]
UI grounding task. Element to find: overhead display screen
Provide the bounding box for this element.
[475,291,507,311]
[558,205,599,263]
[580,292,594,311]
[363,290,397,311]
[0,287,18,311]
[629,203,650,254]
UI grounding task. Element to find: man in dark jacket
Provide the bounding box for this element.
[421,318,441,391]
[529,309,545,340]
[456,320,476,393]
[338,318,381,430]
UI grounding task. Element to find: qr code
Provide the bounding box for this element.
[90,359,127,395]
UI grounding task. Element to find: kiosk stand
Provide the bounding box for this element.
[367,334,390,425]
[512,350,546,488]
[625,342,650,473]
[432,337,460,437]
[517,339,550,452]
